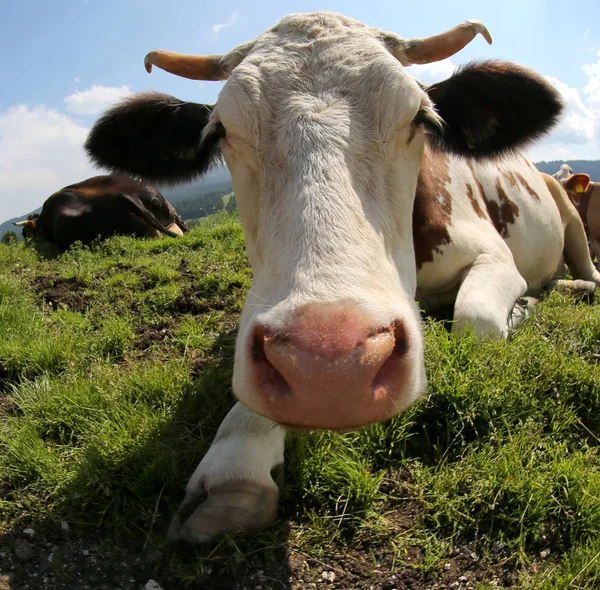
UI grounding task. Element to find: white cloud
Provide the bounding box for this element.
[529,53,600,161]
[211,11,239,37]
[0,105,98,220]
[64,84,132,115]
[406,59,456,85]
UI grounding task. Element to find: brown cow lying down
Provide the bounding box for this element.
[14,175,188,251]
[85,12,600,544]
[553,164,600,263]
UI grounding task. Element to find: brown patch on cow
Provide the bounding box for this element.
[485,179,520,238]
[466,183,486,219]
[515,172,540,201]
[503,170,518,187]
[413,147,452,270]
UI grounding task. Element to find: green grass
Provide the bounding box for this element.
[1,210,599,588]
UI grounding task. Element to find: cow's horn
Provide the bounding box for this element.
[395,20,492,66]
[13,220,28,226]
[144,50,228,81]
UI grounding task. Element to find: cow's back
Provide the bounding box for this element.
[415,145,563,304]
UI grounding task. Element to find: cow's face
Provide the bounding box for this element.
[86,12,562,430]
[214,16,437,429]
[13,214,38,239]
[553,164,591,209]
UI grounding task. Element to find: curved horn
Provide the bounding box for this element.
[144,50,228,81]
[13,220,28,226]
[396,20,492,66]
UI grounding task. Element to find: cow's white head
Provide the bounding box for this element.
[86,12,562,430]
[553,163,591,206]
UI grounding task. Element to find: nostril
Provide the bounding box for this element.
[392,321,409,356]
[371,320,409,400]
[251,324,291,398]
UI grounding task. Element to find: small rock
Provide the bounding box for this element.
[22,528,35,539]
[147,548,163,564]
[14,539,34,562]
[459,576,468,582]
[60,521,70,532]
[322,570,336,583]
[48,553,54,563]
[143,581,164,590]
[82,549,90,556]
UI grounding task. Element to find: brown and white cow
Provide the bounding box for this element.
[85,12,600,543]
[553,163,600,262]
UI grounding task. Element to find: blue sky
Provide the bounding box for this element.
[1,0,599,220]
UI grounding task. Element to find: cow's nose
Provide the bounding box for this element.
[249,304,411,429]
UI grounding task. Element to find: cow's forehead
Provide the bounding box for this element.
[217,12,425,135]
[266,11,373,38]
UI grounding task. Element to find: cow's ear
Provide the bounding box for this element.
[423,61,563,158]
[563,173,590,194]
[85,92,223,184]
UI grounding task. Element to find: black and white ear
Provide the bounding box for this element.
[423,60,563,158]
[85,92,224,184]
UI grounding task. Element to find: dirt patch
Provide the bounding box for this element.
[0,508,536,590]
[134,323,172,351]
[171,287,228,316]
[33,276,90,313]
[0,394,22,418]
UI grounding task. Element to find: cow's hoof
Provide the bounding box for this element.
[168,480,279,544]
[508,296,539,331]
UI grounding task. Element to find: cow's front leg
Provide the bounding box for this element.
[168,402,286,544]
[452,254,528,339]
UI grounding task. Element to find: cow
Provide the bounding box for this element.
[553,164,600,263]
[14,175,188,251]
[84,12,600,544]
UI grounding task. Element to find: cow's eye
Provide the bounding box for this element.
[214,121,227,138]
[413,109,428,126]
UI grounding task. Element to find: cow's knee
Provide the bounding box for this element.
[451,311,508,339]
[168,403,286,544]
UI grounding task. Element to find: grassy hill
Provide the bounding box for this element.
[0,213,599,589]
